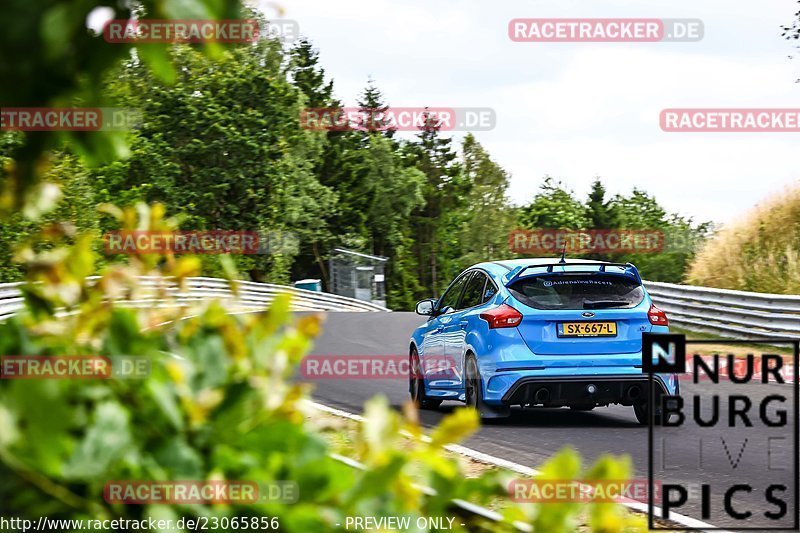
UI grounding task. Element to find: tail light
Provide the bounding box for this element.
[480,304,523,329]
[648,304,669,326]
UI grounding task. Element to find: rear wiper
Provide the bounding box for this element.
[583,300,629,309]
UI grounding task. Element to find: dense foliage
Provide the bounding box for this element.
[519,178,712,282]
[0,1,722,530]
[0,4,709,307]
[0,200,645,532]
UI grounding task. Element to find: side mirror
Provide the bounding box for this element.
[415,298,436,316]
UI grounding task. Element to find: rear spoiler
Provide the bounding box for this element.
[503,262,643,287]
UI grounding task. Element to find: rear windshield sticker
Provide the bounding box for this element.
[542,280,614,287]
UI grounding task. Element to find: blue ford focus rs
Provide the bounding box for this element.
[408,258,678,424]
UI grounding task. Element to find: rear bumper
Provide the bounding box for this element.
[500,374,671,407]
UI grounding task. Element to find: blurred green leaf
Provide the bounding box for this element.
[63,401,132,480]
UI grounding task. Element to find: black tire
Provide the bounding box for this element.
[465,354,510,419]
[409,348,442,410]
[633,401,663,425]
[465,355,481,410]
[570,405,595,411]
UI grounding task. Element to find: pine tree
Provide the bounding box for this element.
[585,178,618,229]
[407,113,465,296]
[288,38,336,107]
[459,134,513,263]
[286,38,341,287]
[356,77,395,137]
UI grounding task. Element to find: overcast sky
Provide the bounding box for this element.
[260,0,800,224]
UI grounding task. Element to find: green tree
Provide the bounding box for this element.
[0,140,100,282]
[286,37,350,287]
[583,178,619,261]
[362,135,426,309]
[289,38,336,108]
[0,0,247,210]
[609,189,666,229]
[356,77,396,137]
[407,115,465,296]
[93,41,335,283]
[520,177,589,230]
[457,134,513,265]
[610,189,709,281]
[585,178,618,229]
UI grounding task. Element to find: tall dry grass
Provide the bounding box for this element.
[687,184,800,294]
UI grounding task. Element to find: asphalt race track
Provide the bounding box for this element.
[304,312,799,530]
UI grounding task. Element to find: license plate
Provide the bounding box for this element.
[557,321,617,337]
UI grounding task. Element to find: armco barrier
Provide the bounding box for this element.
[0,276,388,321]
[3,276,798,340]
[645,281,800,340]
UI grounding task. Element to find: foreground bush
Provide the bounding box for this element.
[0,202,644,532]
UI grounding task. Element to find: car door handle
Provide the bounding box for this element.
[459,321,468,330]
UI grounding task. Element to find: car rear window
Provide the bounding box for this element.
[509,273,644,310]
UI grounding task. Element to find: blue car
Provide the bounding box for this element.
[408,258,678,424]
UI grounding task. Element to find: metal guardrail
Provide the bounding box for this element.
[645,281,800,340]
[3,276,798,340]
[0,276,389,321]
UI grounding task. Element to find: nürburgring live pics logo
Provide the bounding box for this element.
[643,333,799,530]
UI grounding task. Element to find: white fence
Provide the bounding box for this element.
[645,281,800,340]
[0,276,389,322]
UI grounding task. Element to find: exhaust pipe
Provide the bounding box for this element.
[534,388,550,404]
[627,385,642,400]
